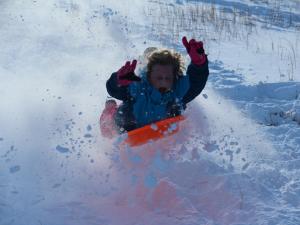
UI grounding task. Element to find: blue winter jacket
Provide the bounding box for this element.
[106,60,209,131]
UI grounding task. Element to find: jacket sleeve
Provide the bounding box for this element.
[182,58,209,105]
[106,72,131,101]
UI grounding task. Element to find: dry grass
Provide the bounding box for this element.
[145,0,299,80]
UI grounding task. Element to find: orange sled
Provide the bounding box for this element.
[123,115,185,147]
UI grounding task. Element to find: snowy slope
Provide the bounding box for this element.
[0,0,300,225]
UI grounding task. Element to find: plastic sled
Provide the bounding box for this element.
[122,115,185,147]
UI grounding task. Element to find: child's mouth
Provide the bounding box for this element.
[158,87,168,93]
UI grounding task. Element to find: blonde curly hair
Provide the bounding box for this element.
[146,49,185,80]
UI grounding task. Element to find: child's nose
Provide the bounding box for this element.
[162,79,171,86]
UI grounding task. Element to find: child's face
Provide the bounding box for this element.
[149,64,174,93]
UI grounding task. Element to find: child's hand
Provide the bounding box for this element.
[182,36,206,66]
[117,60,141,86]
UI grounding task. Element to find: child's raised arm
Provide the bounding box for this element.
[106,60,141,101]
[181,36,209,105]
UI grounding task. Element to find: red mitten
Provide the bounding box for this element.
[182,36,206,66]
[117,60,141,86]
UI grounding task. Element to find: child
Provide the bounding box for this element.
[100,36,209,137]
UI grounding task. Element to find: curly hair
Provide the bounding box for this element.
[146,49,185,80]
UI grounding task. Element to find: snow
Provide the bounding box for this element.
[0,0,300,224]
